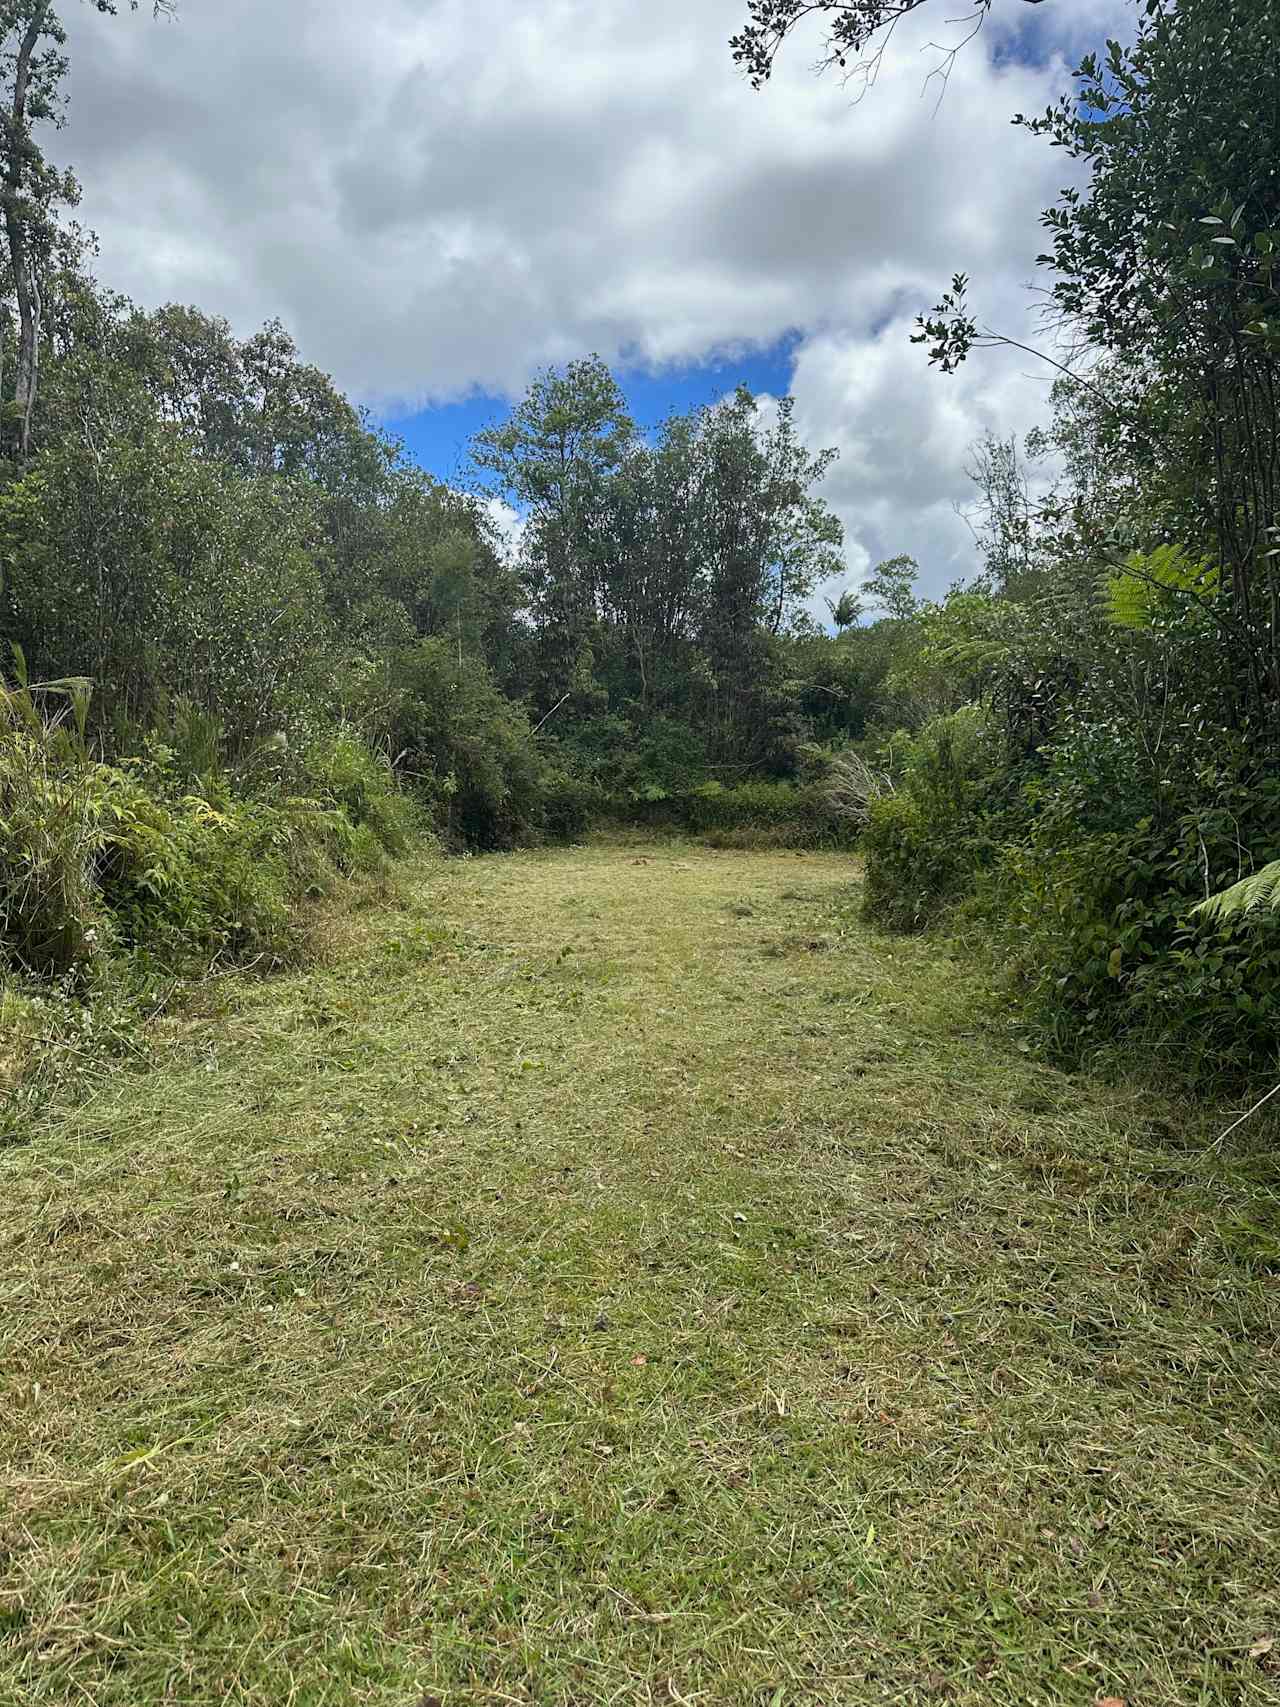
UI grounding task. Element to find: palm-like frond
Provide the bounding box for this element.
[1194,859,1280,925]
[1101,545,1218,630]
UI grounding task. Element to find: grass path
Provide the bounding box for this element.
[2,843,1278,1707]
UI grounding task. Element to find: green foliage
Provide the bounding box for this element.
[93,767,302,970]
[538,769,599,843]
[301,727,416,861]
[825,587,862,632]
[596,716,712,801]
[861,795,972,932]
[887,584,1016,710]
[375,640,547,850]
[994,782,1280,1086]
[861,554,919,622]
[632,777,850,849]
[0,676,100,972]
[0,674,407,990]
[0,413,334,753]
[860,707,1012,931]
[1102,545,1219,631]
[476,363,844,766]
[1196,858,1280,925]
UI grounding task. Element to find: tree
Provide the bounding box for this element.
[862,553,919,620]
[0,2,174,464]
[730,0,1046,92]
[961,430,1040,594]
[470,362,844,772]
[473,355,635,706]
[920,0,1280,726]
[0,404,333,750]
[825,586,863,631]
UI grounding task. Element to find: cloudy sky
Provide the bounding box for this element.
[59,0,1134,602]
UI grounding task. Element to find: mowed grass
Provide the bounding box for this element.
[2,842,1279,1707]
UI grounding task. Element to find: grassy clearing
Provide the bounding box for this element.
[2,841,1278,1707]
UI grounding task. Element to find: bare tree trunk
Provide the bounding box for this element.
[3,2,53,464]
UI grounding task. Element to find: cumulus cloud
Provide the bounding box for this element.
[58,0,1134,595]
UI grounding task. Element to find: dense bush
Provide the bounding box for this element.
[620,777,852,848]
[0,686,101,973]
[0,686,402,981]
[861,795,976,931]
[0,417,334,755]
[539,768,599,842]
[683,779,840,847]
[94,769,304,971]
[859,708,1014,930]
[992,775,1280,1085]
[369,641,553,850]
[301,727,417,862]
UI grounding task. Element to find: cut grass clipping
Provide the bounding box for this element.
[3,843,1279,1706]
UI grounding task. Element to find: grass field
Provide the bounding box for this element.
[2,842,1278,1707]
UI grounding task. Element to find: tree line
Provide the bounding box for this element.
[8,0,1280,1100]
[743,0,1280,1089]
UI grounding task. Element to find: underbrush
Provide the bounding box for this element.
[859,708,1022,931]
[0,690,421,1128]
[622,778,856,849]
[857,703,1280,1089]
[988,780,1280,1088]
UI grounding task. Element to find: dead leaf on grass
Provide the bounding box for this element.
[1250,1635,1275,1659]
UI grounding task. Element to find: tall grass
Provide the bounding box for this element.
[0,665,100,973]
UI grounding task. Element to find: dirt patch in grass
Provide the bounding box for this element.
[2,844,1278,1705]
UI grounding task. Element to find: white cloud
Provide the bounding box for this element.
[57,0,1135,597]
[480,495,527,560]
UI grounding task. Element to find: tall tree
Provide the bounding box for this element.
[862,552,919,620]
[0,1,173,465]
[921,0,1280,725]
[473,356,635,706]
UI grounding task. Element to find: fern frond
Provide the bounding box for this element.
[1101,545,1219,630]
[934,635,1014,671]
[1194,858,1280,924]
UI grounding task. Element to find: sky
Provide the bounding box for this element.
[57,0,1135,606]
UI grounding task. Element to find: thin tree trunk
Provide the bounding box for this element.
[3,2,53,463]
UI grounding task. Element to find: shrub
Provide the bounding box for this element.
[0,676,416,985]
[859,706,1013,930]
[994,780,1280,1085]
[301,727,417,859]
[540,769,598,842]
[93,766,308,969]
[860,794,977,931]
[368,641,548,849]
[620,777,852,848]
[0,683,100,973]
[685,780,836,846]
[0,417,335,757]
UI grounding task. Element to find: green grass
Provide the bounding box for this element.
[2,841,1278,1706]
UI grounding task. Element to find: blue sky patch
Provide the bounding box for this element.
[377,338,801,487]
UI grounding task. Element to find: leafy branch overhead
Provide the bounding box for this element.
[730,0,1046,90]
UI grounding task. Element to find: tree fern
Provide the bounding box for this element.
[1101,545,1218,630]
[1194,860,1280,925]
